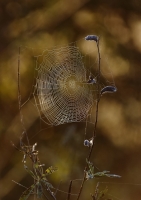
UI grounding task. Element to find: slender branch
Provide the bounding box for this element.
[76,171,86,200]
[18,46,30,146]
[84,114,88,140]
[87,39,101,160]
[76,38,101,200]
[67,180,72,200]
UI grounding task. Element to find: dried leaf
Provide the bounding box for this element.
[94,171,121,178]
[105,174,121,178]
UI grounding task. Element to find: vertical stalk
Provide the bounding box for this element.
[67,180,72,200]
[87,39,101,160]
[76,37,101,200]
[18,47,30,146]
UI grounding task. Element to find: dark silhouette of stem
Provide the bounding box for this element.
[77,39,101,200]
[67,180,72,200]
[18,47,30,146]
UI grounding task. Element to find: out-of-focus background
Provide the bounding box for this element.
[0,0,141,199]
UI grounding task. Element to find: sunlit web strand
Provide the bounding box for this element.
[33,44,96,126]
[19,37,115,127]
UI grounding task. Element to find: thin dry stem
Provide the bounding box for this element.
[18,47,30,146]
[67,180,73,200]
[76,39,101,200]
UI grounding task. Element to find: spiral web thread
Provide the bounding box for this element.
[33,45,97,126]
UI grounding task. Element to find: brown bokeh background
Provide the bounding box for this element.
[0,0,141,199]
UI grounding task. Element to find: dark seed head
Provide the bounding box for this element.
[84,140,90,147]
[101,86,117,95]
[85,35,99,42]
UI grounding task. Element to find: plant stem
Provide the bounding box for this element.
[18,46,30,146]
[67,180,72,200]
[76,39,101,200]
[87,39,101,160]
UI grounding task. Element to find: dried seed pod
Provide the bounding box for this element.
[85,35,99,42]
[84,140,90,147]
[101,86,117,95]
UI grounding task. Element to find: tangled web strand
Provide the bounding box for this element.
[34,46,95,126]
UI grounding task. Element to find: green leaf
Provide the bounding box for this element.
[104,173,121,178]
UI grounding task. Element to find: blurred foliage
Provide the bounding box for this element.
[0,0,141,200]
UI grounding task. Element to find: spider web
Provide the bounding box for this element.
[33,45,96,126]
[19,37,115,128]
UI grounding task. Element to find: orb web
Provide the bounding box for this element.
[34,46,95,126]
